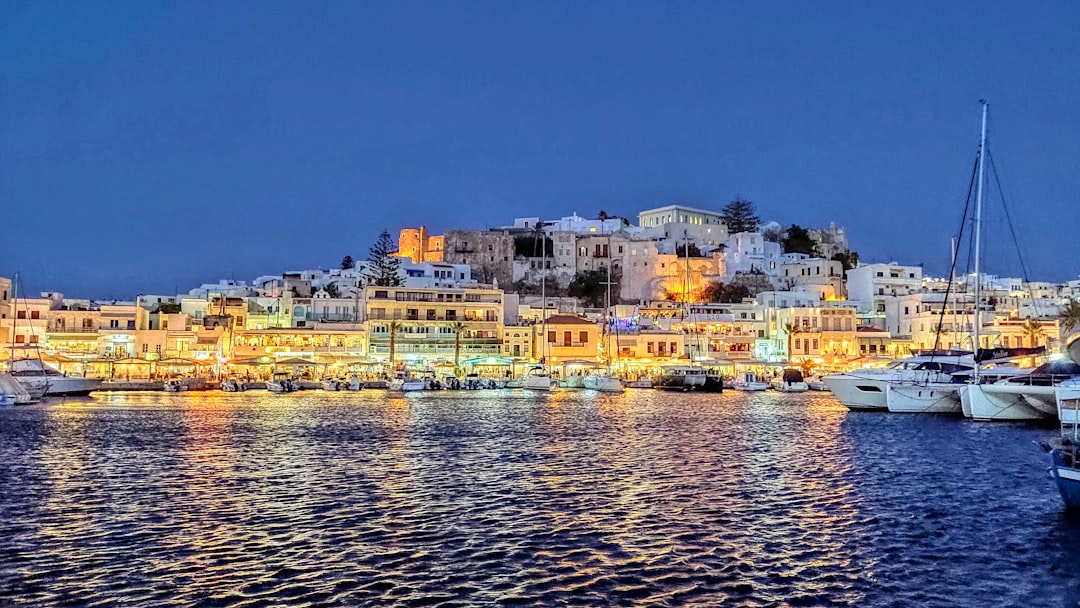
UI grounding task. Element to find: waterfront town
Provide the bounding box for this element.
[3,200,1077,390]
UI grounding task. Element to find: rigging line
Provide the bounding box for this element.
[932,149,980,354]
[986,148,1041,320]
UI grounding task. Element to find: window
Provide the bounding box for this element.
[374,290,388,299]
[795,338,801,350]
[670,342,677,354]
[647,342,654,354]
[547,330,556,343]
[16,310,25,319]
[579,331,588,343]
[563,331,571,346]
[30,310,39,319]
[812,338,819,350]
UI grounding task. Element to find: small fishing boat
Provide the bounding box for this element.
[772,369,809,393]
[731,371,769,392]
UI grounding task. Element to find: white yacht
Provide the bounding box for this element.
[8,359,101,397]
[521,366,558,391]
[822,352,974,411]
[583,370,624,393]
[961,360,1080,422]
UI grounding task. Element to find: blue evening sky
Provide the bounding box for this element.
[2,1,1078,299]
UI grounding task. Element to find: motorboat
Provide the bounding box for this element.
[806,378,830,391]
[347,375,364,391]
[323,378,345,391]
[732,371,769,391]
[163,380,187,392]
[388,372,426,392]
[521,366,558,391]
[822,352,974,411]
[772,369,809,393]
[8,359,101,397]
[657,365,706,391]
[221,378,247,392]
[583,370,624,393]
[961,360,1080,422]
[267,373,297,393]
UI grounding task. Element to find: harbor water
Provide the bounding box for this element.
[1,390,1078,607]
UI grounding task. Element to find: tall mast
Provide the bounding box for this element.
[973,101,988,379]
[540,227,546,364]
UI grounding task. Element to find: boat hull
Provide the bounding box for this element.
[1050,449,1080,510]
[772,382,809,393]
[886,384,961,414]
[822,375,888,411]
[583,374,624,393]
[960,384,1053,421]
[15,376,102,397]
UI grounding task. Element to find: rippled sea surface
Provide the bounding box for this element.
[2,389,1079,607]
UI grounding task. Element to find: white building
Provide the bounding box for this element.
[723,232,782,280]
[846,262,923,316]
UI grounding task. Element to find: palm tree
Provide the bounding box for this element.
[452,321,466,376]
[387,320,400,370]
[1021,318,1045,348]
[1060,298,1080,340]
[784,322,803,363]
[931,320,951,350]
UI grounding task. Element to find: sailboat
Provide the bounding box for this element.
[584,232,624,393]
[5,273,100,398]
[954,103,1056,422]
[523,228,557,391]
[886,102,994,414]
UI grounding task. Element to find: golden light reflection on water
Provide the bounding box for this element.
[8,388,1008,606]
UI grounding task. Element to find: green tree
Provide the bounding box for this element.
[341,255,355,270]
[1021,318,1045,348]
[762,226,784,243]
[364,230,402,287]
[700,280,724,302]
[781,224,820,255]
[323,283,341,298]
[568,269,608,308]
[698,280,750,303]
[931,320,951,350]
[720,198,761,234]
[1059,298,1080,339]
[831,251,860,277]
